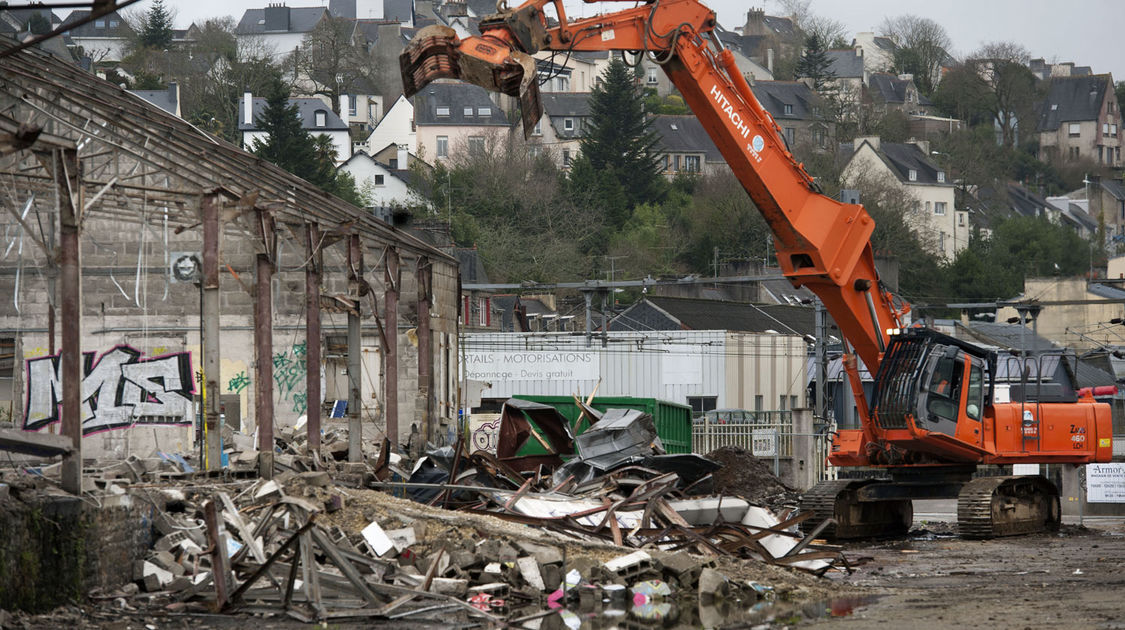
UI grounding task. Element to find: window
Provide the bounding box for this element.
[647,68,658,85]
[436,106,450,117]
[468,135,485,155]
[463,106,474,116]
[958,211,966,226]
[908,169,917,181]
[784,127,795,144]
[563,118,574,131]
[791,395,799,410]
[348,96,357,117]
[528,145,541,158]
[1050,103,1058,111]
[533,119,542,136]
[562,149,571,166]
[674,155,681,171]
[1105,123,1110,134]
[934,201,947,215]
[314,110,326,127]
[374,174,385,186]
[687,396,717,415]
[477,107,491,117]
[1113,124,1119,136]
[95,19,105,28]
[779,395,788,410]
[109,20,119,27]
[683,155,701,172]
[555,76,569,91]
[436,135,448,158]
[926,355,964,424]
[965,364,983,421]
[925,201,931,213]
[754,395,763,411]
[389,158,398,168]
[1069,122,1081,136]
[783,104,793,115]
[937,171,946,183]
[663,155,670,172]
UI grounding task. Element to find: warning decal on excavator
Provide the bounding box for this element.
[1100,438,1111,448]
[752,135,765,153]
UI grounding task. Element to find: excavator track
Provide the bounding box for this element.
[957,476,1060,538]
[800,479,912,539]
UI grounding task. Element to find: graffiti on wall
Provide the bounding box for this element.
[273,342,307,414]
[24,345,195,435]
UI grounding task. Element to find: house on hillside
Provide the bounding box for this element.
[866,73,930,117]
[529,92,591,168]
[820,48,866,120]
[362,94,415,156]
[61,9,130,62]
[239,93,351,163]
[752,81,833,151]
[995,278,1125,351]
[1029,59,1092,81]
[337,151,428,219]
[1036,74,1121,167]
[1087,175,1125,239]
[852,32,896,75]
[235,5,328,57]
[841,136,965,260]
[413,82,512,164]
[650,115,725,176]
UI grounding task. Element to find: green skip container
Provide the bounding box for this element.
[514,395,693,454]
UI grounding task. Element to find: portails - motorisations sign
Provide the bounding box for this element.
[465,351,599,382]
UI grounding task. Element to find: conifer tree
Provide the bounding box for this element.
[139,0,174,50]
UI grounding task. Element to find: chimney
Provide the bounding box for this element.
[339,93,350,127]
[264,3,290,32]
[397,145,408,169]
[766,48,774,74]
[167,81,179,117]
[909,138,931,155]
[243,91,253,126]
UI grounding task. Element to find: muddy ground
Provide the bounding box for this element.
[808,520,1125,630]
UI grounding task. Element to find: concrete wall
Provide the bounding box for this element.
[995,277,1122,351]
[0,493,157,612]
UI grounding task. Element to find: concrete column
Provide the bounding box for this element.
[417,256,433,444]
[347,235,363,462]
[57,148,82,494]
[385,247,400,450]
[201,193,222,470]
[254,208,276,478]
[305,223,322,452]
[791,408,816,491]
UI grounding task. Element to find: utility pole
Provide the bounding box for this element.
[815,299,828,422]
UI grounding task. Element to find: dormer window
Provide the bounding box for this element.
[1050,103,1058,111]
[95,19,105,27]
[315,110,327,127]
[477,107,491,116]
[564,118,574,131]
[937,171,946,183]
[463,106,473,116]
[436,106,450,116]
[908,169,918,181]
[783,104,793,115]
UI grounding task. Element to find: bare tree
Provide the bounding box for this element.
[293,16,378,114]
[880,15,952,95]
[971,42,1036,149]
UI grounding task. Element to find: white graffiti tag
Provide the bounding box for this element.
[24,345,195,434]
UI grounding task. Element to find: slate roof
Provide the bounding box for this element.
[1037,74,1111,132]
[238,97,348,132]
[61,9,131,37]
[128,84,178,115]
[0,7,60,33]
[235,6,326,35]
[975,182,1053,219]
[868,73,913,104]
[1100,178,1125,201]
[825,49,864,79]
[609,295,815,336]
[866,141,948,186]
[384,0,414,24]
[715,29,764,58]
[1087,283,1125,300]
[454,248,489,284]
[751,81,823,121]
[651,115,723,162]
[413,82,511,126]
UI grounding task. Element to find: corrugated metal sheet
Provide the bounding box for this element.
[464,330,806,409]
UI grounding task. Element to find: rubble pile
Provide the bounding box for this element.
[0,401,858,624]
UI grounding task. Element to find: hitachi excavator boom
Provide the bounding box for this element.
[400,0,1112,539]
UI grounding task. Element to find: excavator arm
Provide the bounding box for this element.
[401,0,906,378]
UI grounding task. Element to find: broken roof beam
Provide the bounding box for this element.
[0,427,73,457]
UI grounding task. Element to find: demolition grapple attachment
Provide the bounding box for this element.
[400,24,543,138]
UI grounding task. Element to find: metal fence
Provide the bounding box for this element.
[691,411,837,483]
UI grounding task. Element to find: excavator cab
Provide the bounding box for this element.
[869,328,995,454]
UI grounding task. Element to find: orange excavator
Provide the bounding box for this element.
[400,0,1113,538]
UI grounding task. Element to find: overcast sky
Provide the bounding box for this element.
[144,0,1123,80]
